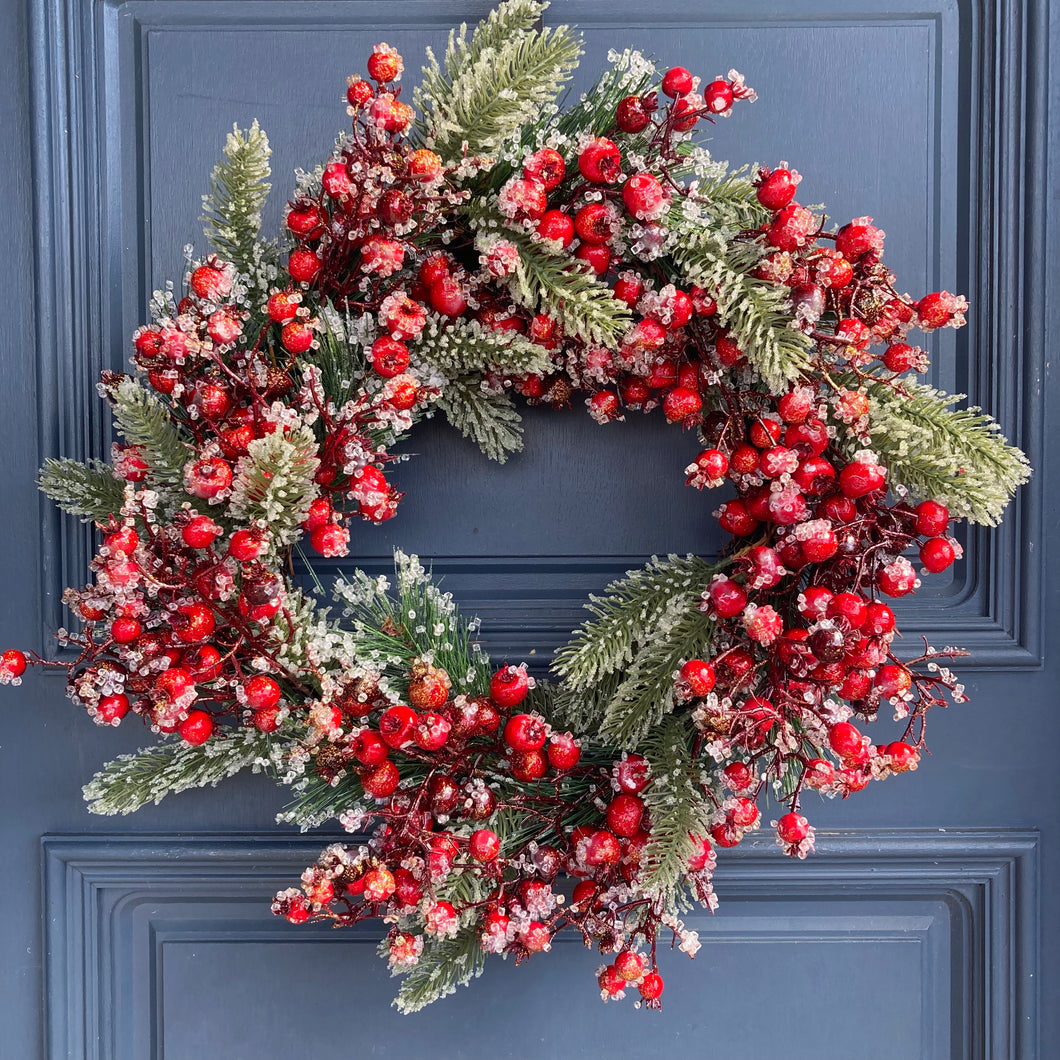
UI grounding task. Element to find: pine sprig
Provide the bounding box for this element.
[672,225,812,391]
[853,376,1031,525]
[637,714,714,908]
[200,121,276,285]
[414,0,582,161]
[102,375,191,486]
[596,600,714,748]
[412,317,553,379]
[38,458,125,522]
[554,554,716,691]
[435,378,526,463]
[83,728,280,815]
[228,426,321,546]
[476,217,631,345]
[392,927,486,1014]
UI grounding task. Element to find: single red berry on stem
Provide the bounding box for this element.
[490,664,530,707]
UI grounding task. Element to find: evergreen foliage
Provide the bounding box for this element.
[435,377,527,463]
[200,120,276,288]
[392,928,487,1013]
[103,375,191,486]
[38,458,125,522]
[637,714,715,908]
[227,426,321,547]
[855,376,1031,525]
[415,0,582,161]
[672,225,813,391]
[413,317,553,379]
[83,728,278,815]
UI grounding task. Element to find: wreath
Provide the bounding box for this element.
[1,0,1030,1013]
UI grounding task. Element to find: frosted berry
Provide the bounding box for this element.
[547,732,581,770]
[839,460,886,498]
[367,44,402,83]
[288,249,321,284]
[379,704,419,748]
[578,138,621,183]
[429,277,468,317]
[680,659,716,697]
[281,320,314,353]
[185,456,232,499]
[490,664,530,707]
[756,167,798,211]
[915,500,949,536]
[606,793,644,837]
[623,172,667,220]
[189,264,229,301]
[1,649,28,681]
[362,867,396,902]
[179,710,214,746]
[662,385,702,424]
[639,972,665,1000]
[776,812,809,843]
[522,148,566,191]
[244,675,281,711]
[504,712,546,752]
[828,722,864,760]
[920,537,956,573]
[537,209,575,247]
[229,528,265,562]
[97,693,130,724]
[370,334,409,377]
[362,759,400,798]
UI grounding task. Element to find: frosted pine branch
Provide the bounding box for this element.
[435,377,526,463]
[38,458,125,522]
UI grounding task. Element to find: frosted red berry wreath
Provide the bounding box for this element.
[1,0,1029,1013]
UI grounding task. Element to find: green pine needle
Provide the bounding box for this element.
[413,316,553,379]
[855,375,1031,525]
[83,728,280,815]
[434,378,526,463]
[201,120,275,284]
[392,928,487,1013]
[102,375,191,487]
[38,457,125,522]
[415,0,583,161]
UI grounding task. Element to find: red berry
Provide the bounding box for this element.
[97,693,130,724]
[413,711,451,751]
[886,741,919,772]
[110,616,141,644]
[288,249,321,284]
[839,460,886,498]
[185,456,233,499]
[598,964,626,997]
[537,209,575,247]
[179,710,214,745]
[287,206,324,238]
[835,220,884,261]
[367,45,402,83]
[585,829,622,865]
[731,796,760,828]
[361,759,400,798]
[662,385,702,424]
[354,730,389,766]
[756,167,798,211]
[509,748,548,782]
[429,276,468,318]
[175,602,215,643]
[281,320,314,354]
[546,732,581,770]
[490,664,530,707]
[345,77,373,109]
[606,794,644,837]
[704,78,735,113]
[229,528,265,562]
[639,972,664,1000]
[578,138,622,183]
[0,649,27,680]
[371,336,410,378]
[616,94,652,133]
[680,659,716,697]
[322,160,354,199]
[469,829,501,862]
[244,675,281,711]
[709,577,747,618]
[920,537,956,573]
[379,704,419,748]
[190,264,229,301]
[504,712,546,752]
[875,663,912,699]
[828,721,864,760]
[776,812,809,843]
[883,342,918,372]
[828,592,868,629]
[723,761,753,792]
[662,66,694,97]
[622,172,667,219]
[863,602,896,636]
[309,523,348,557]
[523,148,566,191]
[915,500,949,536]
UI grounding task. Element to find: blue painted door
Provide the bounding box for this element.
[0,1,1052,1058]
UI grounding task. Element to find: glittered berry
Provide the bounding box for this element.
[639,972,664,1000]
[228,528,265,562]
[469,829,501,862]
[190,264,230,301]
[547,733,581,770]
[110,616,141,643]
[662,385,702,424]
[680,659,716,697]
[288,249,321,284]
[361,759,400,798]
[578,137,621,183]
[828,721,864,760]
[776,812,809,843]
[509,748,548,782]
[490,664,530,708]
[362,866,396,902]
[574,202,615,245]
[281,320,314,353]
[367,43,402,83]
[1,649,28,681]
[606,793,644,837]
[185,456,233,499]
[886,741,919,772]
[179,709,214,746]
[429,276,468,317]
[345,76,373,109]
[616,94,652,132]
[174,602,215,643]
[244,675,281,711]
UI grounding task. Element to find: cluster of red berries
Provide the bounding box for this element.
[273,661,677,1008]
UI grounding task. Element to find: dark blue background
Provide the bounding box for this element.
[0,2,1053,1057]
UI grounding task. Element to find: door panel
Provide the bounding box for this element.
[1,2,1053,1058]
